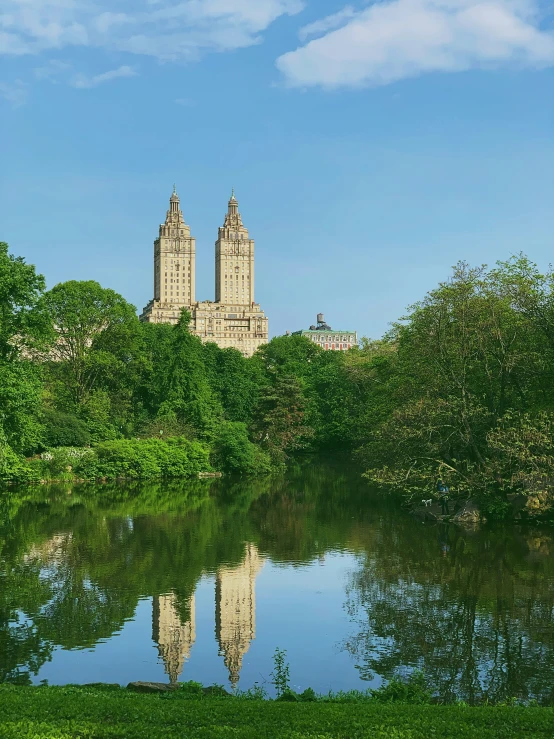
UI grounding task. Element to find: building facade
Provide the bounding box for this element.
[140,188,268,358]
[292,314,357,351]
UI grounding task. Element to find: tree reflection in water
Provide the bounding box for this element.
[2,464,554,701]
[344,517,554,704]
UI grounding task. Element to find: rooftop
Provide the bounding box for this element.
[292,329,356,335]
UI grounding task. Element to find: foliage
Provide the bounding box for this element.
[370,671,433,704]
[72,438,212,480]
[0,360,44,454]
[36,447,96,480]
[41,410,91,448]
[42,280,143,406]
[270,647,291,698]
[0,428,35,484]
[251,375,315,465]
[360,257,554,511]
[211,422,272,476]
[135,412,196,441]
[0,241,52,362]
[6,239,554,510]
[151,311,223,439]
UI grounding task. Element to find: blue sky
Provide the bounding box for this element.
[1,0,553,339]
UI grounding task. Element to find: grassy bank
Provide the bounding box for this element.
[1,685,554,739]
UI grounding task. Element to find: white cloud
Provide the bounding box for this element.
[0,79,28,106]
[71,65,137,88]
[0,0,304,60]
[298,6,356,41]
[276,0,554,88]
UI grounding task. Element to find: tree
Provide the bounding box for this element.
[0,241,51,361]
[42,280,143,410]
[154,310,223,437]
[211,422,272,475]
[251,375,314,464]
[0,360,45,454]
[0,242,51,454]
[202,343,260,424]
[360,259,554,510]
[253,334,321,379]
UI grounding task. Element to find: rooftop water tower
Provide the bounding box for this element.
[316,314,331,330]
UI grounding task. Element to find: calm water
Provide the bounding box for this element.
[2,462,554,702]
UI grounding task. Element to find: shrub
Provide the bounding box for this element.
[74,437,211,480]
[39,447,96,479]
[177,681,204,698]
[370,671,432,704]
[211,422,272,476]
[42,410,91,448]
[0,428,39,483]
[270,648,291,698]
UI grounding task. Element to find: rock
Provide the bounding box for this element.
[127,682,177,693]
[452,503,481,525]
[511,491,554,520]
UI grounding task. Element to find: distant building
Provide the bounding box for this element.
[292,314,357,351]
[140,188,268,358]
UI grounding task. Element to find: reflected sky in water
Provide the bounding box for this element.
[2,463,554,702]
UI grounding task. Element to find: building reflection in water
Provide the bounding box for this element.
[216,543,264,688]
[152,593,196,685]
[151,543,264,687]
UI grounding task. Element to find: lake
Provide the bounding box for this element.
[2,461,554,702]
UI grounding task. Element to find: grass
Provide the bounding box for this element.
[1,685,554,738]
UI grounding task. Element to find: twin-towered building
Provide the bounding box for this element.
[139,188,358,356]
[140,188,269,358]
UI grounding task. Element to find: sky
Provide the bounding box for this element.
[1,0,553,340]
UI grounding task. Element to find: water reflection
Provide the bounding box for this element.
[344,515,554,704]
[216,544,263,688]
[153,593,195,685]
[152,543,263,687]
[1,464,554,701]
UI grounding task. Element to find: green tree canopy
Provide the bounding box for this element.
[0,241,52,361]
[42,280,143,408]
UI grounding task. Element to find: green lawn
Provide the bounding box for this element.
[1,686,554,738]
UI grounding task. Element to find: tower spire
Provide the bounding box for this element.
[228,188,238,216]
[170,185,180,213]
